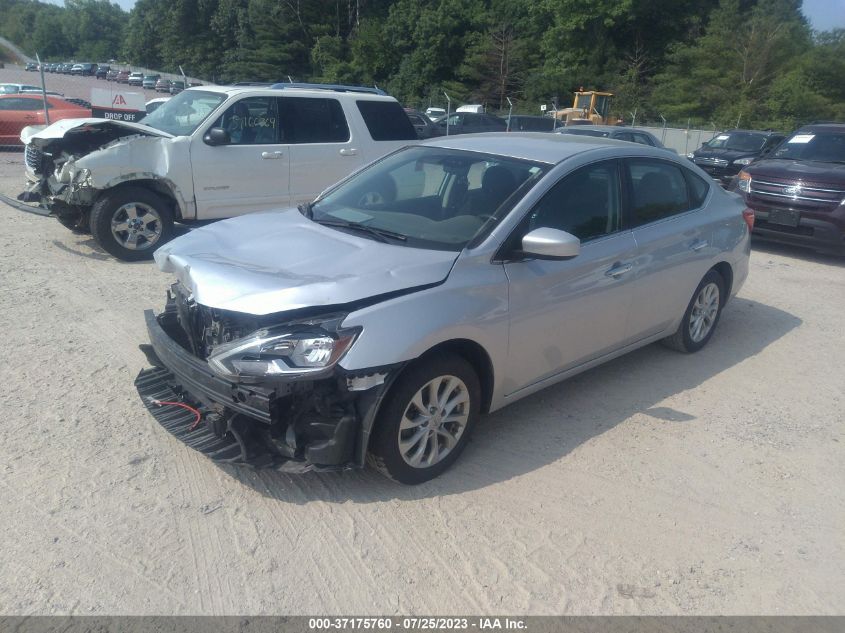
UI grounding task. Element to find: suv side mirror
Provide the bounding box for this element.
[203,127,231,146]
[520,227,580,260]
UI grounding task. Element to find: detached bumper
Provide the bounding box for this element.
[135,310,387,471]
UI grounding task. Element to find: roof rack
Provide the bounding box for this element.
[269,82,386,95]
[231,82,274,87]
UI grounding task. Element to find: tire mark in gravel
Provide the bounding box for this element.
[248,471,375,611]
[331,479,491,612]
[167,448,225,613]
[0,477,187,608]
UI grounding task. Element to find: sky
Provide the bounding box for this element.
[46,0,845,31]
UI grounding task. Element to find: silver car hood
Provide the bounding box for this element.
[154,209,459,316]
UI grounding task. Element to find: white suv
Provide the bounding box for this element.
[19,84,418,260]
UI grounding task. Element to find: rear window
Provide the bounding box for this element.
[356,100,418,141]
[280,97,349,143]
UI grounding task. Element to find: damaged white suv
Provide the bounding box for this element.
[18,84,418,260]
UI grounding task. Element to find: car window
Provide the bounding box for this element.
[628,159,690,225]
[683,169,710,208]
[211,96,278,144]
[614,132,635,143]
[528,161,622,241]
[0,98,46,111]
[463,114,481,127]
[631,133,655,146]
[144,89,227,136]
[311,146,547,251]
[280,97,349,143]
[355,100,417,141]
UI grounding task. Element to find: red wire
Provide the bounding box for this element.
[153,400,203,431]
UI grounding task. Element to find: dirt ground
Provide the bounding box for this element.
[0,138,843,615]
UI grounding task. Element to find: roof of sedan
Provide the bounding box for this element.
[421,132,643,164]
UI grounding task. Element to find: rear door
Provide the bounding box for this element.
[625,158,714,340]
[283,95,362,206]
[504,160,637,395]
[191,95,290,219]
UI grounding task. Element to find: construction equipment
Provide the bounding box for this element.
[554,90,615,126]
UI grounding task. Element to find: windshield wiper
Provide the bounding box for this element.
[298,201,314,218]
[315,219,407,243]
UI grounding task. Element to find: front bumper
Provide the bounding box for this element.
[749,205,845,254]
[135,309,392,471]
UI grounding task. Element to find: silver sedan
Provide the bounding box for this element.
[138,133,751,484]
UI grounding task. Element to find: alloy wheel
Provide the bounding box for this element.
[110,203,164,251]
[398,375,470,468]
[689,282,720,343]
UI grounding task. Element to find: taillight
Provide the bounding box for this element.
[742,208,755,231]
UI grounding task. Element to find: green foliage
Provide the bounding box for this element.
[0,0,842,129]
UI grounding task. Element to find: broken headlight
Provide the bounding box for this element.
[207,315,359,380]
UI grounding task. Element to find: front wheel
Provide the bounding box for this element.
[368,353,480,484]
[663,270,726,353]
[89,186,174,261]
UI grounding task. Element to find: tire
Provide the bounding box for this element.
[89,186,174,261]
[367,353,481,484]
[662,270,726,353]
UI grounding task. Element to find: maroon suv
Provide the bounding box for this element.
[737,123,845,254]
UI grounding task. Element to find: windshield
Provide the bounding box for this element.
[310,146,548,251]
[706,132,766,152]
[139,89,226,136]
[770,132,845,163]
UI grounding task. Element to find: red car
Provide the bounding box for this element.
[0,94,91,146]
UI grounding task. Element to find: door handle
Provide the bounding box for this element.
[339,148,358,156]
[261,151,283,159]
[605,263,633,278]
[690,239,709,251]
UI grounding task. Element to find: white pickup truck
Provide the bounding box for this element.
[19,83,418,260]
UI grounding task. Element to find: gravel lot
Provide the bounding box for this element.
[0,90,843,614]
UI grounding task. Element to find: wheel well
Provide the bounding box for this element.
[419,339,495,413]
[710,262,733,305]
[100,179,181,219]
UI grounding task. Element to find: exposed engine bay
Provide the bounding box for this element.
[136,283,395,472]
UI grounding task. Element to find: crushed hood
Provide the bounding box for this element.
[23,118,173,148]
[154,209,459,316]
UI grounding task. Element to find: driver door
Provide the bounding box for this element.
[503,160,637,395]
[191,96,290,219]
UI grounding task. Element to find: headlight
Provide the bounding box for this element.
[733,157,754,166]
[207,316,359,379]
[737,170,752,193]
[686,152,695,159]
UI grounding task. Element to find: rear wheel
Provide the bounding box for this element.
[368,353,480,484]
[663,270,725,353]
[89,186,173,261]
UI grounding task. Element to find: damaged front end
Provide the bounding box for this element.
[135,283,398,472]
[9,120,177,230]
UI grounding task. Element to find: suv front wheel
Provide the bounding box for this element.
[368,353,480,484]
[90,186,174,261]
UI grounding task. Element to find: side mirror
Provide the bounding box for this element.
[520,227,580,260]
[203,127,230,146]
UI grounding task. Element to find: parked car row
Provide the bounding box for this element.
[27,61,196,94]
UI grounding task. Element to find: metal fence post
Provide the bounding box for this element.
[36,52,50,126]
[443,91,452,136]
